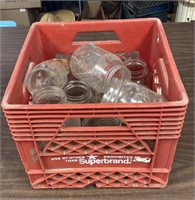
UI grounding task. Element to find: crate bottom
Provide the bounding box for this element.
[28,171,169,189]
[32,183,167,189]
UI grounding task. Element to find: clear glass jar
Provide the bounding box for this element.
[101,81,167,103]
[32,86,67,104]
[116,51,148,85]
[64,80,93,103]
[32,86,81,127]
[82,117,121,127]
[124,58,148,85]
[70,44,131,93]
[27,59,68,95]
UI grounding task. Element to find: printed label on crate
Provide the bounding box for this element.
[44,155,151,169]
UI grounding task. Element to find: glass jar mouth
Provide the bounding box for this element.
[124,58,148,79]
[32,86,67,104]
[64,80,92,103]
[27,67,57,94]
[102,65,131,103]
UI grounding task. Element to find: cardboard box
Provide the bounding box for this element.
[0,0,41,9]
[0,9,36,26]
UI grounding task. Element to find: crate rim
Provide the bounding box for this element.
[1,100,189,110]
[1,18,189,110]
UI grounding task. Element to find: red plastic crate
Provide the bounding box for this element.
[1,19,188,189]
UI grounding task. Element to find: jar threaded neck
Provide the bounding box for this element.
[102,65,131,103]
[33,86,67,104]
[64,80,92,103]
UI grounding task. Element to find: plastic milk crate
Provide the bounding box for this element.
[1,19,189,189]
[123,1,173,17]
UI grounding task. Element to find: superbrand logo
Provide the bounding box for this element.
[79,155,151,166]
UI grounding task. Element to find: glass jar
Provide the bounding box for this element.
[124,58,148,85]
[116,51,148,85]
[70,44,131,93]
[64,80,93,103]
[32,86,81,127]
[32,86,67,104]
[27,59,68,95]
[82,117,121,127]
[101,81,167,103]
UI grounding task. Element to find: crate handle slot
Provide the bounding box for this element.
[156,58,169,98]
[73,31,120,43]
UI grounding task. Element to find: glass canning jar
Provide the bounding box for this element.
[101,81,167,103]
[32,86,81,127]
[64,80,93,103]
[27,59,68,95]
[124,58,148,85]
[70,44,131,93]
[32,86,67,104]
